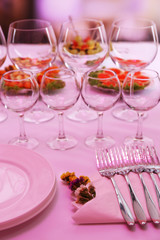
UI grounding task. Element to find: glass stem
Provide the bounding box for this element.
[76,72,82,89]
[19,113,28,141]
[76,72,86,111]
[135,111,144,140]
[96,112,104,139]
[58,112,66,139]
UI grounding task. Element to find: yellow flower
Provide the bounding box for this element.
[69,175,77,182]
[79,175,90,184]
[61,172,76,184]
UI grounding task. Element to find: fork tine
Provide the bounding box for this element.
[96,149,108,175]
[119,146,132,167]
[150,147,160,178]
[108,147,126,169]
[103,150,115,168]
[96,148,103,171]
[148,146,160,166]
[113,147,123,168]
[125,145,137,166]
[96,149,114,177]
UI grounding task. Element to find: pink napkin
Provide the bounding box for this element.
[72,172,160,224]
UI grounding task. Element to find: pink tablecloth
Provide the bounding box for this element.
[1,54,160,240]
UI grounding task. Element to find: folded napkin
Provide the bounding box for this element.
[72,172,160,224]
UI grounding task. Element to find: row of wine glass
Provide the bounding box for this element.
[1,66,160,151]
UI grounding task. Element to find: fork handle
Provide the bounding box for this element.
[139,173,160,224]
[111,177,135,226]
[125,175,146,225]
[150,173,160,209]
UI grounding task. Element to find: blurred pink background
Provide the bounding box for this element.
[0,0,160,40]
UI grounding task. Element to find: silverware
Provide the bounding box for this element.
[108,146,147,225]
[96,148,135,226]
[125,145,160,224]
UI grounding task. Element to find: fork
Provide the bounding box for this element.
[108,147,147,225]
[139,145,160,208]
[96,148,135,226]
[125,145,160,224]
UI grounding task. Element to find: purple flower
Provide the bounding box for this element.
[69,177,85,191]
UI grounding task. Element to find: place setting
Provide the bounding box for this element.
[61,144,160,226]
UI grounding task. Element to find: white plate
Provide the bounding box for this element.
[0,144,56,230]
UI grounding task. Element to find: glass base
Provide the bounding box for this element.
[67,108,97,123]
[24,108,55,124]
[112,105,147,122]
[124,135,154,147]
[85,135,115,149]
[9,137,39,149]
[0,110,7,123]
[47,136,77,150]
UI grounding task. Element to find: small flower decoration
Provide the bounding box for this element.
[61,171,77,184]
[60,172,96,205]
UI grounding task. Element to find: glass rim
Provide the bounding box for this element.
[2,70,33,81]
[9,19,52,31]
[61,18,104,30]
[126,69,159,80]
[85,69,120,81]
[112,17,156,30]
[43,67,75,80]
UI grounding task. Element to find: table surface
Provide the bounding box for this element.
[1,53,160,240]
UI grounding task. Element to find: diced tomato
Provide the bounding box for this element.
[81,43,89,50]
[98,71,114,79]
[100,78,117,87]
[98,73,110,78]
[138,62,146,67]
[15,81,24,88]
[37,74,42,85]
[8,81,16,87]
[134,81,144,86]
[114,57,146,67]
[84,36,91,42]
[134,74,149,80]
[125,59,138,64]
[44,78,53,85]
[24,81,31,89]
[72,40,78,47]
[0,70,5,76]
[36,66,59,85]
[118,72,128,82]
[115,57,123,62]
[4,80,11,86]
[134,71,141,76]
[108,68,122,75]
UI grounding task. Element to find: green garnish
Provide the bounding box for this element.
[44,80,65,94]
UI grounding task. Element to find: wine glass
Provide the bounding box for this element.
[0,26,8,122]
[7,19,57,124]
[109,17,158,122]
[58,18,108,123]
[0,70,39,149]
[122,69,160,146]
[40,67,80,150]
[81,68,121,148]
